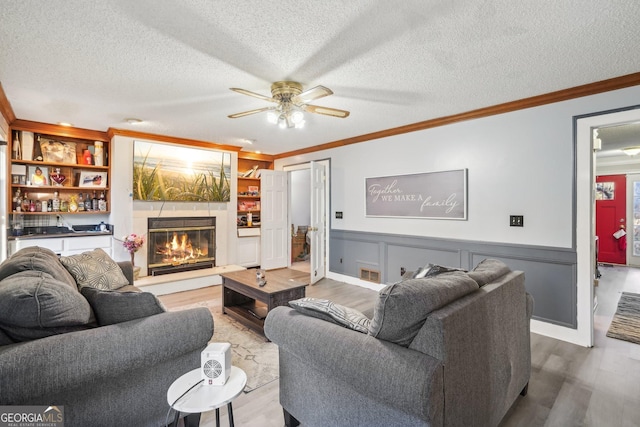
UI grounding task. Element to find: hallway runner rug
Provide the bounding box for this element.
[606,291,640,345]
[167,299,278,393]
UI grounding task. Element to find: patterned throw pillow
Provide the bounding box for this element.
[289,297,371,333]
[60,248,130,290]
[412,263,464,279]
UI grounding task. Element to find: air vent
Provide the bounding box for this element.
[359,268,380,284]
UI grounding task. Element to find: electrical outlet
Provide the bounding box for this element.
[335,211,343,219]
[510,215,524,227]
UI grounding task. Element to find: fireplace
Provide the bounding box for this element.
[147,217,215,276]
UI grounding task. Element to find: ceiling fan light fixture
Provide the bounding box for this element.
[266,111,278,124]
[291,110,304,124]
[228,81,350,128]
[622,146,640,156]
[278,115,287,129]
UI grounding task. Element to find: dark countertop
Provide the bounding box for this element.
[8,224,113,240]
[9,231,113,240]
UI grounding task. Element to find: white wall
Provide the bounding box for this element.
[277,85,640,250]
[290,169,311,230]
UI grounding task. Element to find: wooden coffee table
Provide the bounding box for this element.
[221,268,309,335]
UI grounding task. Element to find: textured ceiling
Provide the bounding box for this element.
[1,0,640,155]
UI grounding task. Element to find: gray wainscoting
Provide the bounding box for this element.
[330,230,577,328]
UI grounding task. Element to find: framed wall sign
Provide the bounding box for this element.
[365,169,467,220]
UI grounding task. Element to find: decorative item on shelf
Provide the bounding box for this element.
[52,191,60,212]
[79,171,107,188]
[69,195,79,213]
[83,149,93,165]
[241,165,259,178]
[50,168,66,186]
[30,166,48,186]
[40,139,76,164]
[94,141,104,166]
[21,192,30,212]
[122,233,145,267]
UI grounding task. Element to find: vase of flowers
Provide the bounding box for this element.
[123,233,145,267]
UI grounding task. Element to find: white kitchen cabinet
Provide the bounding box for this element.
[9,235,113,257]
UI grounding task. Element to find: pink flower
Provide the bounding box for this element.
[123,233,145,253]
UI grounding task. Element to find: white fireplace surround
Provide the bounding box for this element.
[109,135,242,294]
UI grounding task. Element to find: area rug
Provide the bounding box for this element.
[606,292,640,345]
[167,299,279,393]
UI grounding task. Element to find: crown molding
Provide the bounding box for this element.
[0,82,16,135]
[237,151,275,162]
[107,127,244,152]
[11,119,108,141]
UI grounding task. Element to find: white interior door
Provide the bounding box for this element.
[309,161,326,284]
[260,170,288,270]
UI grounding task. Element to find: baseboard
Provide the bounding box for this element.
[326,271,385,292]
[137,265,245,295]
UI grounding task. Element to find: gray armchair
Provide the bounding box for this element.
[265,262,533,427]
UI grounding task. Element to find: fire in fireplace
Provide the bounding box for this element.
[147,217,216,276]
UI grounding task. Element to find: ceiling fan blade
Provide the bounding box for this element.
[228,107,275,118]
[304,104,350,118]
[230,88,276,103]
[293,85,333,104]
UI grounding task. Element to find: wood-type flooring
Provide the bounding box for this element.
[159,265,640,427]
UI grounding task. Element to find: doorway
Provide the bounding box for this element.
[289,168,311,273]
[284,160,330,284]
[575,106,640,348]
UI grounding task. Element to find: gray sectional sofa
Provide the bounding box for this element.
[0,246,214,427]
[265,259,534,427]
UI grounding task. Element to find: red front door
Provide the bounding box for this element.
[596,174,627,265]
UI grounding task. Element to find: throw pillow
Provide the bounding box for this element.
[0,246,77,288]
[369,271,479,346]
[60,248,130,290]
[412,263,464,279]
[289,297,371,333]
[80,287,166,326]
[0,270,93,342]
[466,258,511,286]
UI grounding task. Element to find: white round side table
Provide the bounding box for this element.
[167,366,247,427]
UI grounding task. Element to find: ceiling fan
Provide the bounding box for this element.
[228,81,350,128]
